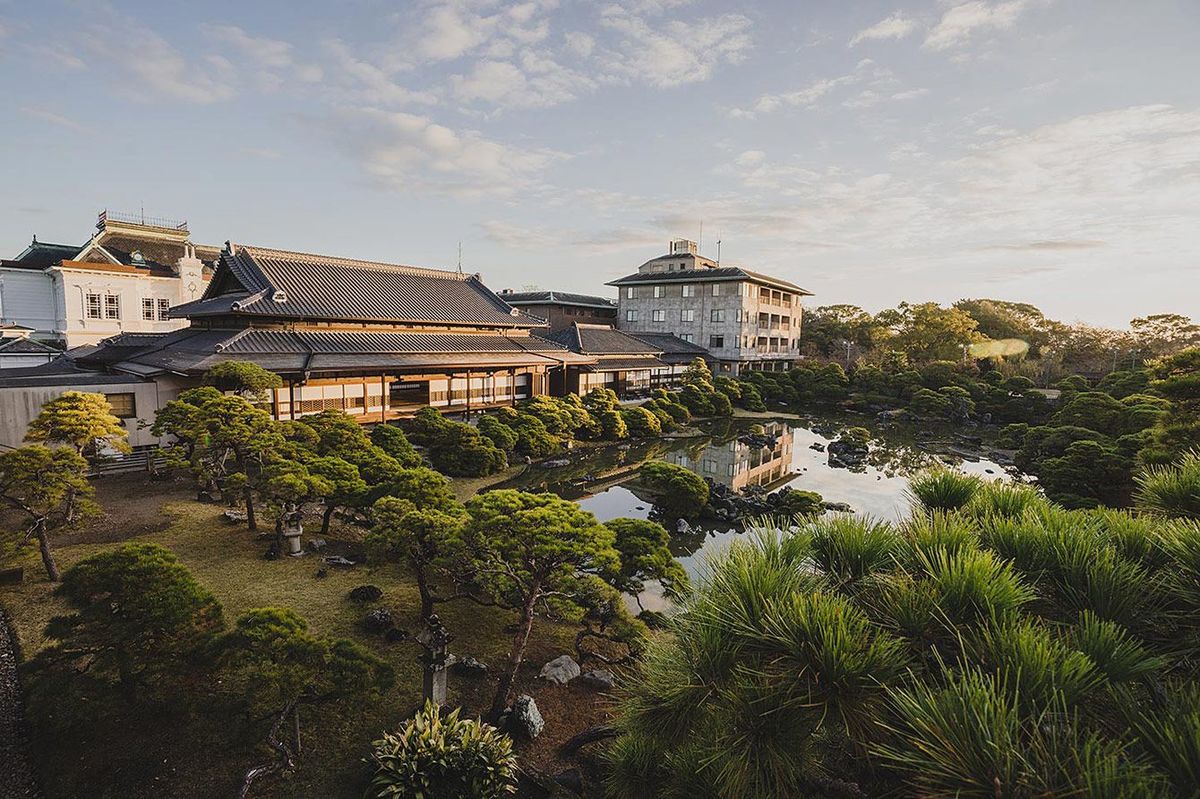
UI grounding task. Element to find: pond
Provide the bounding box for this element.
[496,414,1023,610]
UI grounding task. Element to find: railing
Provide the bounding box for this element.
[88,449,169,476]
[99,209,189,232]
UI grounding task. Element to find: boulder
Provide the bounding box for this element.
[307,537,328,552]
[347,584,384,604]
[676,518,694,535]
[581,669,616,690]
[509,694,544,739]
[822,501,854,513]
[539,654,581,685]
[222,509,248,524]
[541,458,570,468]
[809,442,826,451]
[323,555,356,569]
[363,608,394,635]
[450,656,489,678]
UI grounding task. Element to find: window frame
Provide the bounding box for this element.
[86,293,103,320]
[103,293,120,320]
[104,392,137,419]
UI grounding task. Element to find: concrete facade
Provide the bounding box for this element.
[609,239,811,375]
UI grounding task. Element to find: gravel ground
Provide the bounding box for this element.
[0,609,39,798]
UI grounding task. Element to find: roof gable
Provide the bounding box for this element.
[534,323,661,355]
[177,245,529,328]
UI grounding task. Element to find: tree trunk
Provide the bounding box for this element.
[415,566,435,620]
[239,699,297,799]
[320,504,335,536]
[244,486,257,532]
[35,521,60,582]
[292,706,301,755]
[489,583,540,722]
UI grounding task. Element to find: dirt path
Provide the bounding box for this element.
[0,608,39,798]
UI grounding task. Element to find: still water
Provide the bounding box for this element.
[498,415,1018,607]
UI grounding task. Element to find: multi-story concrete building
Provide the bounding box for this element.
[0,211,220,347]
[608,239,811,374]
[495,289,617,332]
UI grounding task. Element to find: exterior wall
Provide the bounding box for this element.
[0,269,58,341]
[512,302,617,332]
[0,264,205,347]
[0,378,178,450]
[616,279,803,373]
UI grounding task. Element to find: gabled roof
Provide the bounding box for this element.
[624,331,710,356]
[0,336,61,355]
[534,323,663,355]
[0,357,145,388]
[74,327,594,377]
[606,265,812,295]
[498,290,618,310]
[2,239,81,270]
[174,245,533,328]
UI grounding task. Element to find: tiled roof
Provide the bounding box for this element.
[0,358,145,389]
[0,337,62,354]
[2,240,80,270]
[606,265,811,295]
[175,245,531,327]
[534,323,663,355]
[582,355,667,372]
[624,331,710,355]
[76,327,593,376]
[498,290,617,310]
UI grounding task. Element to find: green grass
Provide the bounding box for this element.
[1,495,581,799]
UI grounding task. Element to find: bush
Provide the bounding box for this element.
[405,406,449,447]
[593,408,628,440]
[476,415,518,452]
[637,461,709,519]
[739,382,767,412]
[907,469,982,513]
[365,701,517,798]
[507,413,559,458]
[620,406,663,438]
[369,424,422,468]
[709,391,733,417]
[1135,451,1200,520]
[428,423,507,477]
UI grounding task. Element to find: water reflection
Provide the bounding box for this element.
[497,415,1019,608]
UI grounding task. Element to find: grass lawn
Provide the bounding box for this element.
[1,472,607,799]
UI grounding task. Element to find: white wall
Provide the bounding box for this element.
[0,269,58,339]
[0,379,173,450]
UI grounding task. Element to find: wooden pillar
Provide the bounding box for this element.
[510,368,517,406]
[465,369,472,419]
[380,374,386,422]
[288,381,296,421]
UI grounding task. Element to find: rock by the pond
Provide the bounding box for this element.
[307,537,328,552]
[581,669,616,690]
[541,458,570,468]
[539,654,581,685]
[822,501,855,513]
[363,608,394,635]
[809,442,826,451]
[348,584,384,604]
[827,439,869,469]
[676,518,694,535]
[323,555,356,569]
[222,509,248,524]
[508,695,544,739]
[451,656,489,677]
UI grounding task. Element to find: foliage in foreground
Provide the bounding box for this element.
[605,476,1200,798]
[365,701,516,799]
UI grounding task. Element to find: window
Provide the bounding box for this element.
[711,284,721,296]
[681,309,695,323]
[710,309,725,323]
[703,459,717,474]
[105,393,136,419]
[652,309,665,322]
[626,309,638,322]
[653,285,664,298]
[141,298,155,321]
[86,293,103,319]
[709,335,725,349]
[625,286,637,299]
[681,284,695,298]
[680,333,694,343]
[104,294,120,319]
[157,298,170,320]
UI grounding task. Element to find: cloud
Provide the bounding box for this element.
[202,24,324,91]
[20,106,82,131]
[83,19,236,103]
[983,240,1107,251]
[322,39,438,106]
[849,12,918,46]
[325,107,568,198]
[924,0,1035,51]
[597,6,752,88]
[450,53,593,109]
[734,60,922,117]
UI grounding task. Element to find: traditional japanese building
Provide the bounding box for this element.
[534,322,697,398]
[496,289,618,332]
[73,243,594,424]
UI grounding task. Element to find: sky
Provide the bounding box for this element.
[1,0,1198,328]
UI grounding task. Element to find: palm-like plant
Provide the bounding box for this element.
[962,480,1043,520]
[906,469,982,514]
[803,515,902,587]
[1135,451,1200,520]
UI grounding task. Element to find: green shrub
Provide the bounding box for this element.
[507,413,559,458]
[405,406,449,447]
[1135,451,1200,520]
[428,423,507,477]
[476,415,518,452]
[365,701,516,799]
[921,546,1034,623]
[638,461,709,519]
[709,390,733,417]
[804,515,901,586]
[907,469,982,513]
[369,424,423,468]
[593,408,628,440]
[621,406,663,438]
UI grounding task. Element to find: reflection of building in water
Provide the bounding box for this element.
[666,422,794,491]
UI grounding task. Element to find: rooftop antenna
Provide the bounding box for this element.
[716,239,722,265]
[698,219,703,254]
[457,241,463,275]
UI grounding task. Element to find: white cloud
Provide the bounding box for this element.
[924,0,1035,51]
[849,12,918,46]
[20,106,82,131]
[450,53,593,109]
[322,39,438,106]
[597,6,752,88]
[734,60,921,117]
[327,107,568,197]
[83,20,236,103]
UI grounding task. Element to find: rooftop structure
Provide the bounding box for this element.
[496,289,618,332]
